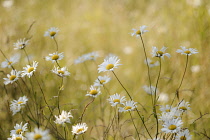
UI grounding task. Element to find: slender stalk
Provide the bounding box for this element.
[129,111,140,140]
[56,60,61,68]
[80,97,95,122]
[140,34,154,105]
[112,71,152,139]
[154,57,161,138]
[57,77,63,114]
[23,48,31,65]
[171,55,189,106]
[53,37,59,52]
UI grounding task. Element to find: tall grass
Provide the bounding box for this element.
[0,0,210,139]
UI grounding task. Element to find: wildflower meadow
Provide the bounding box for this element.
[0,0,210,140]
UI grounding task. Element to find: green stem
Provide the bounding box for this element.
[129,111,140,140]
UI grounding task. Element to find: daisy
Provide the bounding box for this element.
[130,25,148,37]
[175,129,192,140]
[1,53,21,68]
[159,105,176,113]
[51,66,70,77]
[177,100,190,112]
[151,46,171,59]
[8,134,26,140]
[93,75,111,87]
[44,27,59,38]
[84,52,99,61]
[3,69,21,85]
[119,100,137,112]
[10,96,28,115]
[159,109,182,122]
[45,52,64,63]
[161,118,183,133]
[25,128,50,140]
[144,58,159,67]
[176,46,198,55]
[13,38,29,50]
[74,55,86,64]
[107,93,126,106]
[72,123,88,135]
[142,85,158,95]
[54,110,73,126]
[86,85,101,98]
[21,61,38,78]
[10,122,28,136]
[98,56,121,73]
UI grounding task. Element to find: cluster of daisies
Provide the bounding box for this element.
[157,100,192,139]
[8,122,50,140]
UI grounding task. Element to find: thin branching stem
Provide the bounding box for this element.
[53,37,59,52]
[23,48,31,65]
[80,97,95,123]
[140,35,154,105]
[129,111,140,140]
[112,71,152,139]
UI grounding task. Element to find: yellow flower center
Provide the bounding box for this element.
[184,50,191,54]
[19,44,25,49]
[8,61,12,65]
[58,70,64,74]
[157,51,163,56]
[168,124,177,130]
[15,137,22,140]
[165,109,170,112]
[50,31,56,37]
[9,75,16,80]
[16,129,22,134]
[34,134,42,139]
[180,136,186,140]
[27,67,34,73]
[51,55,59,60]
[106,64,114,70]
[76,128,84,133]
[150,61,155,64]
[136,30,141,35]
[90,90,98,95]
[17,101,23,104]
[100,80,105,84]
[179,106,187,111]
[124,106,132,110]
[113,99,120,103]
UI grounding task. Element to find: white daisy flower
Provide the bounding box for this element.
[151,46,171,59]
[86,85,101,98]
[107,93,126,107]
[54,110,73,126]
[144,58,159,67]
[84,52,99,61]
[161,118,183,133]
[44,27,59,38]
[178,100,190,112]
[159,105,176,113]
[10,122,28,136]
[10,96,28,115]
[98,56,121,73]
[119,100,137,112]
[25,128,50,140]
[72,123,88,135]
[175,129,192,140]
[21,61,38,78]
[13,38,29,50]
[8,134,26,140]
[45,52,64,63]
[1,53,21,68]
[131,25,148,37]
[93,75,111,87]
[10,104,22,116]
[176,46,198,55]
[51,66,70,77]
[74,55,86,64]
[3,69,21,85]
[159,109,182,122]
[142,85,158,95]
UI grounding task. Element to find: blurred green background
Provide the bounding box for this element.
[0,0,210,139]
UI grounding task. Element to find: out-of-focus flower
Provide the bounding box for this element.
[72,123,88,135]
[107,93,126,106]
[151,46,170,59]
[44,27,59,38]
[21,61,38,78]
[98,56,121,73]
[13,38,29,50]
[3,69,21,85]
[176,46,198,55]
[45,52,64,63]
[51,66,70,77]
[130,25,148,37]
[1,53,21,68]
